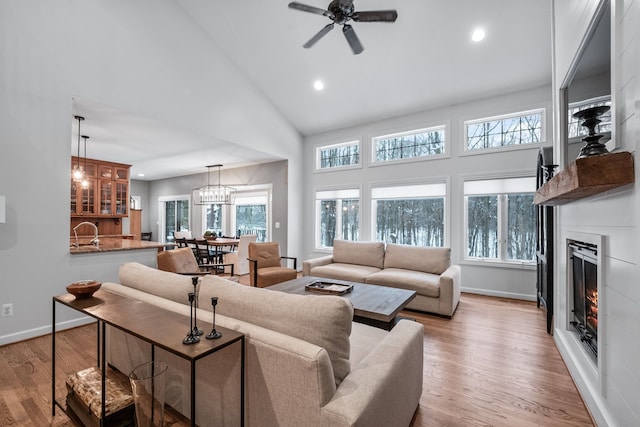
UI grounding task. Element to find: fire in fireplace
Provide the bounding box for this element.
[569,241,598,358]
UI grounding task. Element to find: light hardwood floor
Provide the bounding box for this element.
[0,290,593,426]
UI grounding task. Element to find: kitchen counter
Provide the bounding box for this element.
[70,237,173,254]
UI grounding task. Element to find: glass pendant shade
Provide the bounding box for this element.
[192,164,236,205]
[72,115,85,182]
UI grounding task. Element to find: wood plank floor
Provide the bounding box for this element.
[0,291,594,426]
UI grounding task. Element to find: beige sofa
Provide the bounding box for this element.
[101,262,423,426]
[303,240,461,317]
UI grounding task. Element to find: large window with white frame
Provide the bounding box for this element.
[233,191,269,242]
[315,140,360,170]
[464,177,536,263]
[465,109,544,152]
[371,183,446,247]
[372,125,446,163]
[315,188,360,249]
[159,195,190,242]
[202,203,224,236]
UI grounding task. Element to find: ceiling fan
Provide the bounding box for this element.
[288,0,398,55]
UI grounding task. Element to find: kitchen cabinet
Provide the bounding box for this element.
[71,157,130,218]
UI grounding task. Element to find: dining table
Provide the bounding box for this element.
[205,237,240,263]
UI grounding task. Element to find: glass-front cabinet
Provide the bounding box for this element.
[71,157,130,218]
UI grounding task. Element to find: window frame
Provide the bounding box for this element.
[158,194,190,243]
[201,203,226,236]
[370,181,448,247]
[462,108,545,155]
[370,124,448,166]
[463,176,537,267]
[232,190,271,242]
[314,187,361,251]
[314,140,362,172]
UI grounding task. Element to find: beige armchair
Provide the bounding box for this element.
[247,242,297,287]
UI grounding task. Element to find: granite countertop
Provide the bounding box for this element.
[70,237,173,254]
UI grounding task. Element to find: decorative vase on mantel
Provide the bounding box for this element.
[573,105,610,159]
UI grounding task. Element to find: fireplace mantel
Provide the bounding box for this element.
[534,151,634,206]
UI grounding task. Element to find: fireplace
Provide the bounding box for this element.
[569,241,598,358]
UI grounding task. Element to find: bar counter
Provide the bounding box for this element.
[70,237,173,254]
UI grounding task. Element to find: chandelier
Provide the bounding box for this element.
[192,164,236,205]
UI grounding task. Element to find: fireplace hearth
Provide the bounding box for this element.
[569,241,598,358]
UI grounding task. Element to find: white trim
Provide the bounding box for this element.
[314,139,361,171]
[0,316,94,346]
[461,287,537,301]
[370,124,448,165]
[462,108,546,154]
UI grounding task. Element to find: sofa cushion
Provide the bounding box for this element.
[332,240,385,269]
[310,263,381,283]
[198,275,354,385]
[384,244,451,275]
[119,262,197,304]
[365,268,440,298]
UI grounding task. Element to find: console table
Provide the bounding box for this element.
[52,290,244,426]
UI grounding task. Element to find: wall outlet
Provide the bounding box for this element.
[2,303,13,317]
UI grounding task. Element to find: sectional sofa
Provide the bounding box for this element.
[101,262,424,426]
[303,240,461,317]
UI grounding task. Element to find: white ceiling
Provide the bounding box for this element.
[73,0,552,180]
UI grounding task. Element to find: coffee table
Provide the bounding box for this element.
[268,276,416,330]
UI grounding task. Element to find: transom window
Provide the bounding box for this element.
[568,96,611,141]
[373,126,445,163]
[371,183,446,247]
[464,177,536,263]
[315,188,360,249]
[465,109,544,151]
[316,141,360,170]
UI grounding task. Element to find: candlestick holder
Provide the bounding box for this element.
[206,296,222,340]
[183,292,200,345]
[191,277,203,336]
[573,105,610,159]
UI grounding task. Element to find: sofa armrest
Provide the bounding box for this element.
[322,320,424,427]
[303,255,334,276]
[438,264,461,317]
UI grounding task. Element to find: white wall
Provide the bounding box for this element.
[0,2,302,345]
[552,1,640,426]
[303,86,553,300]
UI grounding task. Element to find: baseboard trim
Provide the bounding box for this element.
[461,287,537,301]
[0,316,94,346]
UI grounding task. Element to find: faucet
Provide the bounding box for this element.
[73,221,100,246]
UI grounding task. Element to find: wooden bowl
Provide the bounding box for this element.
[66,280,101,299]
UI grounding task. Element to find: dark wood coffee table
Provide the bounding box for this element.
[268,276,416,330]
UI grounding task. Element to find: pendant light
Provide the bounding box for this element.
[80,135,90,189]
[192,164,236,205]
[72,115,85,182]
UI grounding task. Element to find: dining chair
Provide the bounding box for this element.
[157,247,236,279]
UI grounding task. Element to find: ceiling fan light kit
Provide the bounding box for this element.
[288,0,397,55]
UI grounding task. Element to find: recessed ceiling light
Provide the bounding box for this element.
[137,173,145,177]
[472,28,485,42]
[313,80,324,91]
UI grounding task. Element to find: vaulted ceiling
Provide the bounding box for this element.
[73,0,552,180]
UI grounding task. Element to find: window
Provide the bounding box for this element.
[234,192,268,242]
[568,96,611,141]
[371,183,446,247]
[159,196,190,242]
[202,203,223,235]
[373,126,445,163]
[465,109,543,151]
[315,189,360,248]
[464,177,536,263]
[316,141,360,170]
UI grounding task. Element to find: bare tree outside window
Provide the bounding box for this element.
[205,203,222,235]
[507,194,536,261]
[236,204,267,242]
[467,195,498,258]
[316,191,360,248]
[317,142,360,169]
[374,127,445,162]
[375,198,444,246]
[466,110,543,151]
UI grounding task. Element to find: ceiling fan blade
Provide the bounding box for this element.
[288,2,334,19]
[303,23,335,48]
[352,10,398,22]
[342,24,363,55]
